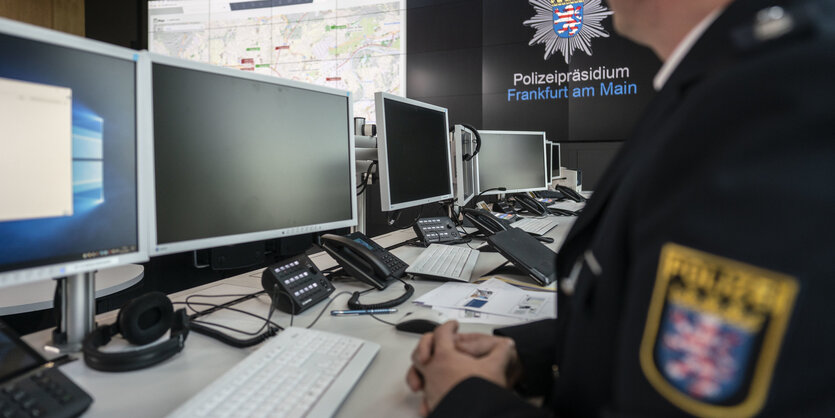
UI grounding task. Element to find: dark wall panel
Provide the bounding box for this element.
[406,47,482,97]
[85,0,144,49]
[560,141,623,189]
[410,94,482,127]
[406,0,482,53]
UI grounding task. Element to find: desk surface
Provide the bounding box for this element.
[0,264,145,315]
[22,216,576,418]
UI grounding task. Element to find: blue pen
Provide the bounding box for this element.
[330,308,398,316]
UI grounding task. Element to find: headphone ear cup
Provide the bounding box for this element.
[118,292,174,346]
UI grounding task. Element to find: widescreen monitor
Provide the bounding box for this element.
[475,130,549,195]
[0,18,149,289]
[375,92,453,212]
[551,142,562,179]
[149,54,356,256]
[452,125,477,207]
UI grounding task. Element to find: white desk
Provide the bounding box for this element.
[0,264,145,316]
[22,217,575,418]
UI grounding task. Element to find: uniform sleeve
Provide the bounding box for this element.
[429,377,552,418]
[494,319,559,396]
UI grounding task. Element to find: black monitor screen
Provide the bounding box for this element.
[552,143,561,178]
[477,131,547,193]
[0,321,43,381]
[152,63,353,247]
[0,32,139,275]
[381,97,451,208]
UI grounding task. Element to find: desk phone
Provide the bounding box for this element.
[0,321,92,418]
[413,217,462,246]
[261,254,335,314]
[320,232,408,289]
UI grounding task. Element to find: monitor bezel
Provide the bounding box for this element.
[146,53,358,256]
[374,92,454,212]
[551,141,562,180]
[0,17,150,289]
[452,124,477,207]
[545,140,554,184]
[474,130,549,196]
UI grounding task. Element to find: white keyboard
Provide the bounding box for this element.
[511,217,559,236]
[167,327,379,418]
[406,244,479,282]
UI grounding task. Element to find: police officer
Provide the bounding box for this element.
[408,0,835,416]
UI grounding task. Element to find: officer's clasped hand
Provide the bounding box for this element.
[406,320,522,416]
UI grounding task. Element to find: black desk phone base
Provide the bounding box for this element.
[261,254,335,314]
[413,217,462,246]
[1,321,92,418]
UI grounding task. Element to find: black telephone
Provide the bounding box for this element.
[413,216,462,246]
[261,254,335,314]
[320,232,408,289]
[1,320,93,418]
[512,193,548,216]
[461,208,511,236]
[555,185,586,202]
[493,200,517,214]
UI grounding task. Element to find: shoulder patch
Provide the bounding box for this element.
[640,243,798,417]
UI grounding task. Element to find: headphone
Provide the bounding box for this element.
[458,123,482,161]
[82,292,189,372]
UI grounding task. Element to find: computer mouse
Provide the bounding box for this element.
[395,310,448,334]
[535,236,555,244]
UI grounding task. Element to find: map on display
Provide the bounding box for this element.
[148,0,406,120]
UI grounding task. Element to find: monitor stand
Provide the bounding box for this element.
[47,272,95,353]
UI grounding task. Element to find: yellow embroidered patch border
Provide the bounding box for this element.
[640,243,798,417]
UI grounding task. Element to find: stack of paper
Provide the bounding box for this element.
[413,278,557,325]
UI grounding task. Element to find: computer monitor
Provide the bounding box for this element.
[0,18,149,289]
[374,92,453,212]
[452,125,477,207]
[546,141,554,183]
[149,54,356,256]
[475,130,549,195]
[551,142,562,179]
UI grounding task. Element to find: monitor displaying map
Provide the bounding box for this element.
[148,0,405,121]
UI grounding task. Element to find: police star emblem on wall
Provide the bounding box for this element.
[524,0,613,63]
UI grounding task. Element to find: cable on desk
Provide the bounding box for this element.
[176,301,282,330]
[325,269,360,283]
[184,290,266,321]
[173,290,283,348]
[384,237,421,252]
[305,291,353,329]
[368,314,398,327]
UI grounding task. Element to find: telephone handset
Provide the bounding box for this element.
[555,185,586,202]
[320,232,408,290]
[461,208,511,236]
[513,193,548,216]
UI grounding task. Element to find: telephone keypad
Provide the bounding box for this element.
[414,217,462,246]
[262,255,334,314]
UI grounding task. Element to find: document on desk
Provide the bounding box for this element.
[413,278,556,323]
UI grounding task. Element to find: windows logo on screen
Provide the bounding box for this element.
[71,106,104,207]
